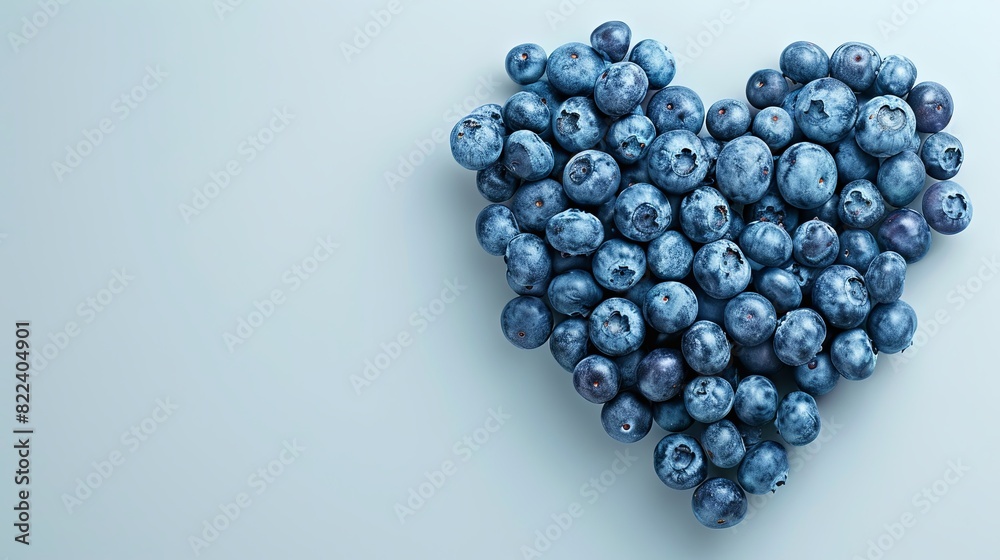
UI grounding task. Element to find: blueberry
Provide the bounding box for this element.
[501,296,553,349]
[837,229,880,272]
[907,81,954,133]
[746,69,790,109]
[614,183,672,242]
[706,98,752,141]
[793,78,859,144]
[723,210,746,243]
[573,354,621,403]
[547,269,604,317]
[874,54,917,97]
[628,39,676,89]
[546,208,605,256]
[922,181,973,235]
[724,292,778,347]
[811,264,871,329]
[920,132,964,181]
[701,136,724,175]
[877,208,932,263]
[802,193,842,229]
[552,97,609,153]
[684,375,735,423]
[780,41,830,84]
[619,158,653,189]
[550,145,572,179]
[876,151,926,207]
[503,130,554,181]
[751,107,795,151]
[563,149,620,206]
[777,142,838,209]
[793,352,839,396]
[647,85,705,135]
[595,62,648,117]
[589,297,645,356]
[692,477,748,529]
[590,20,631,62]
[739,221,793,267]
[476,161,519,202]
[736,421,765,449]
[780,87,807,144]
[681,186,732,244]
[830,328,877,380]
[647,129,710,194]
[636,347,687,402]
[616,349,646,390]
[754,267,803,314]
[643,281,698,334]
[475,204,520,256]
[505,43,547,85]
[549,318,589,372]
[855,95,917,158]
[702,420,746,469]
[693,240,752,299]
[592,239,647,292]
[546,42,607,97]
[523,80,564,110]
[503,91,551,135]
[692,285,728,325]
[776,391,821,446]
[867,300,917,354]
[793,218,840,268]
[647,230,694,280]
[865,251,907,303]
[505,233,552,287]
[550,249,592,275]
[605,114,656,164]
[838,179,886,229]
[737,440,789,494]
[651,398,693,434]
[733,338,785,376]
[450,114,505,170]
[715,135,773,204]
[783,261,820,294]
[774,308,826,366]
[512,178,568,233]
[601,391,652,443]
[831,42,880,91]
[830,132,880,186]
[681,321,731,375]
[733,375,778,426]
[654,433,708,490]
[745,186,800,231]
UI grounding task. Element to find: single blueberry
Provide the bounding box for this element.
[838,179,886,229]
[590,20,631,62]
[724,292,778,347]
[793,352,839,396]
[922,181,972,235]
[855,95,917,158]
[601,391,652,443]
[647,85,705,135]
[681,321,731,375]
[628,38,676,89]
[734,375,778,426]
[546,42,607,97]
[547,269,604,318]
[754,267,803,314]
[503,91,551,135]
[647,230,694,280]
[500,296,553,349]
[653,396,695,432]
[503,130,554,181]
[746,69,790,109]
[592,239,647,292]
[614,183,672,242]
[546,208,605,256]
[692,478,748,529]
[573,354,621,403]
[877,208,932,263]
[636,347,687,402]
[716,135,773,204]
[737,440,789,494]
[450,114,505,170]
[681,186,732,244]
[594,62,648,117]
[702,420,746,469]
[920,132,964,181]
[830,328,877,380]
[475,204,520,256]
[549,318,589,372]
[740,221,793,267]
[773,308,827,366]
[865,251,907,303]
[654,433,708,490]
[706,98,752,141]
[589,297,646,356]
[775,391,821,446]
[693,240,752,299]
[874,54,917,97]
[552,97,609,153]
[907,81,954,133]
[647,129,710,194]
[605,114,656,164]
[780,41,830,84]
[752,107,795,152]
[777,142,837,209]
[793,78,859,144]
[793,218,840,268]
[563,149,620,206]
[684,375,735,423]
[811,264,871,329]
[476,161,519,202]
[505,233,552,286]
[830,42,880,91]
[867,300,918,354]
[505,43,547,85]
[511,178,568,233]
[830,132,879,186]
[837,229,880,272]
[643,281,698,335]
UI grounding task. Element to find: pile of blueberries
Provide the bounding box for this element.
[450,21,971,529]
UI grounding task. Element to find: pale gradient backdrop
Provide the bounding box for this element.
[1,0,998,559]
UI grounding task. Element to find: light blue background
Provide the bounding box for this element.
[1,0,997,559]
